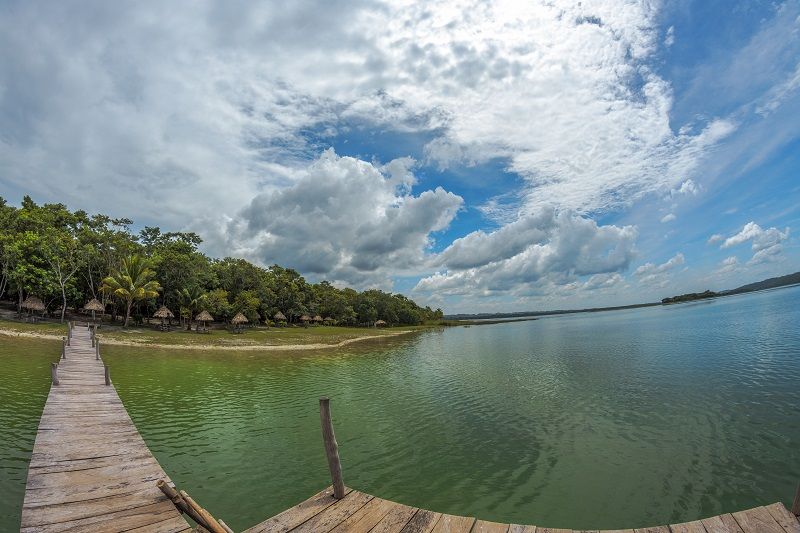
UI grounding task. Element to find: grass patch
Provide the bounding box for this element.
[0,317,441,348]
[100,324,429,346]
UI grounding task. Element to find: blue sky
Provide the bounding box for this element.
[0,0,798,313]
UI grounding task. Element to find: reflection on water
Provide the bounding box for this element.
[2,286,799,530]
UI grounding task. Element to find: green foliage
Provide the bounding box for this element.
[101,255,162,327]
[176,285,206,329]
[0,196,444,327]
[202,289,232,321]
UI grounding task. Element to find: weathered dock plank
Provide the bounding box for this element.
[246,486,800,533]
[21,325,190,532]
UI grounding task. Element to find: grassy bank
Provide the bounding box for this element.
[0,317,439,350]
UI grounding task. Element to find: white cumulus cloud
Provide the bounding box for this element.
[415,211,637,296]
[634,252,685,286]
[211,149,463,287]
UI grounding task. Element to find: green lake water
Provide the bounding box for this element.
[1,286,799,531]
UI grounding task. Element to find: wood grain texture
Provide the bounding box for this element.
[668,520,707,533]
[732,506,785,533]
[244,485,794,533]
[764,503,800,533]
[21,327,190,532]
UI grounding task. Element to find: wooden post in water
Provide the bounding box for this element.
[104,365,110,386]
[51,363,59,386]
[791,482,800,516]
[319,397,345,499]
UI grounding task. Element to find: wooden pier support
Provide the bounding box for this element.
[157,480,231,533]
[104,364,111,386]
[50,363,59,386]
[319,397,346,499]
[61,338,66,359]
[792,482,800,516]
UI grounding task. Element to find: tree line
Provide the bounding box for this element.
[0,196,444,327]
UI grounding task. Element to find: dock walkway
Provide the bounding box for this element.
[244,486,800,533]
[20,325,190,532]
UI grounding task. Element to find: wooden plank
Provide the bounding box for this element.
[732,507,785,533]
[634,528,670,533]
[700,515,743,533]
[764,503,800,533]
[669,521,706,533]
[471,519,510,532]
[291,490,373,533]
[243,486,351,533]
[370,503,419,533]
[431,514,476,533]
[537,528,573,533]
[400,509,443,533]
[509,526,538,533]
[329,497,396,533]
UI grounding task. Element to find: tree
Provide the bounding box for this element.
[176,285,205,330]
[100,255,161,327]
[202,289,232,321]
[233,290,261,323]
[43,234,82,322]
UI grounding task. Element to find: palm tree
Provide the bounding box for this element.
[100,255,161,327]
[176,285,205,331]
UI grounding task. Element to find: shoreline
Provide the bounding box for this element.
[0,326,419,351]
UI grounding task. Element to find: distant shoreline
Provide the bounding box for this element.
[445,271,800,322]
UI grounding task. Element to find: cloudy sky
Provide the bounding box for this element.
[1,0,799,313]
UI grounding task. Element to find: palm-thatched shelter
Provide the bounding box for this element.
[313,315,323,323]
[273,311,287,327]
[299,314,311,328]
[153,305,174,330]
[323,316,334,324]
[21,296,46,320]
[375,319,387,327]
[195,310,213,332]
[83,298,104,325]
[231,312,249,333]
[22,296,45,312]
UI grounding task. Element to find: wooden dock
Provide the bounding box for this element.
[243,486,800,533]
[21,324,190,532]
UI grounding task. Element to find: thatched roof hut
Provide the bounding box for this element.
[195,310,213,322]
[375,319,387,327]
[22,296,46,312]
[313,315,323,322]
[274,311,287,321]
[323,316,334,323]
[299,314,311,322]
[153,306,174,319]
[83,298,104,312]
[231,312,249,325]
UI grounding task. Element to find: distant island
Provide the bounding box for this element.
[661,290,719,304]
[662,271,800,304]
[446,270,800,320]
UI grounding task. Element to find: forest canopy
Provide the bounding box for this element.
[0,196,444,326]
